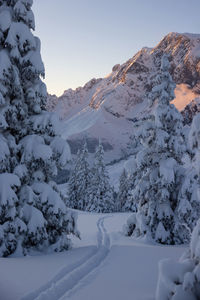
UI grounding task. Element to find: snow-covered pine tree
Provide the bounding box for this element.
[176,113,200,241]
[117,168,138,212]
[0,0,78,256]
[176,167,197,243]
[86,142,115,213]
[156,218,200,299]
[187,113,200,223]
[67,150,81,210]
[124,54,186,244]
[120,158,140,212]
[117,169,129,211]
[67,143,91,210]
[77,142,92,210]
[121,174,138,212]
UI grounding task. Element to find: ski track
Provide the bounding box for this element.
[22,216,111,300]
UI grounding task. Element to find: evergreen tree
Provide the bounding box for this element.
[117,169,129,211]
[125,54,186,244]
[77,142,92,210]
[87,143,115,213]
[117,169,138,212]
[0,0,78,256]
[121,158,140,212]
[176,113,200,241]
[67,143,92,210]
[67,150,81,210]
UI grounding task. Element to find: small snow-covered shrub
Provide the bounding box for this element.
[156,219,200,299]
[123,212,149,240]
[123,214,136,236]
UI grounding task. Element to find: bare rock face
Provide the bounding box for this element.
[47,33,200,162]
[181,97,200,125]
[155,33,200,90]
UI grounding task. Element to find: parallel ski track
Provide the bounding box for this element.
[22,216,111,300]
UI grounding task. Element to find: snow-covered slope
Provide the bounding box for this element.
[47,32,200,162]
[0,211,186,300]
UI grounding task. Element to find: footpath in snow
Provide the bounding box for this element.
[0,212,186,300]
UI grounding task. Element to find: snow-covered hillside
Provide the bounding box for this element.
[47,32,200,162]
[0,211,186,300]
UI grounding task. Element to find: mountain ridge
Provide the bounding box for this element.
[47,32,200,162]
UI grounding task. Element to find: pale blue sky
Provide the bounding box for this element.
[32,0,200,96]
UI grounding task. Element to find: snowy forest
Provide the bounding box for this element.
[0,1,200,300]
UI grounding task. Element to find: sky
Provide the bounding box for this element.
[32,0,200,96]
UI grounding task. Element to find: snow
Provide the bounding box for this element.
[0,50,11,80]
[159,158,176,184]
[50,136,71,167]
[20,135,52,162]
[107,155,135,191]
[69,243,183,300]
[23,37,45,75]
[14,164,28,179]
[0,211,186,300]
[61,107,101,139]
[190,218,200,260]
[156,218,200,299]
[5,22,36,50]
[156,258,195,300]
[0,173,21,206]
[30,112,60,136]
[14,1,27,17]
[0,9,11,32]
[23,204,46,234]
[189,113,200,152]
[0,134,10,160]
[0,247,96,300]
[32,182,66,213]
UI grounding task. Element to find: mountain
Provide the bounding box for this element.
[47,32,200,162]
[181,97,200,125]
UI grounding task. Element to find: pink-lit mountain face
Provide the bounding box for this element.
[47,33,200,162]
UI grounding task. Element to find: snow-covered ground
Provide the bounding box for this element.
[0,212,186,300]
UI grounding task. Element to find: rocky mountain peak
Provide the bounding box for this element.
[113,32,200,91]
[155,32,200,91]
[47,33,200,162]
[47,32,200,116]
